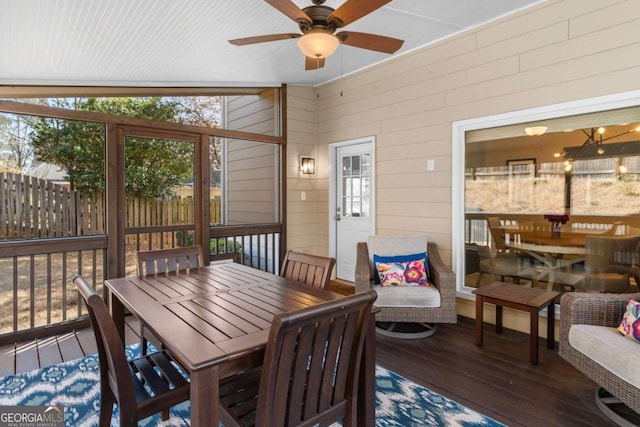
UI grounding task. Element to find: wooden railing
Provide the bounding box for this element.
[124,223,283,275]
[0,236,106,345]
[210,224,283,274]
[0,224,283,344]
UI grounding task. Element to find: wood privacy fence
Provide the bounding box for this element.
[0,172,221,239]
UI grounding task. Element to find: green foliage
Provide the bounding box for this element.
[617,175,640,196]
[175,233,241,255]
[213,238,241,254]
[125,137,192,198]
[28,115,106,193]
[27,97,193,198]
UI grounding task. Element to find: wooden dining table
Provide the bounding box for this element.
[104,261,376,427]
[514,230,595,248]
[509,230,591,290]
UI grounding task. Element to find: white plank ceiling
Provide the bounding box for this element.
[0,0,542,87]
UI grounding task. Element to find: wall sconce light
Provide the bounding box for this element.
[300,156,315,174]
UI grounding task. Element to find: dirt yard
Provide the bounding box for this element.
[0,245,140,335]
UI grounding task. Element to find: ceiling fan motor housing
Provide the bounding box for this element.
[299,5,339,33]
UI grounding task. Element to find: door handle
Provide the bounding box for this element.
[335,214,341,221]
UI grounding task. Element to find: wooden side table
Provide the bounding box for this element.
[472,281,560,365]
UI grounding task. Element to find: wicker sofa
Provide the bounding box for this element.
[559,292,640,423]
[355,236,457,338]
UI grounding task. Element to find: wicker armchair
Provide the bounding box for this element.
[559,292,640,423]
[355,236,457,338]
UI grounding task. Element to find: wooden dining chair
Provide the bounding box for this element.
[74,275,190,427]
[280,250,336,289]
[136,246,204,354]
[476,219,535,287]
[475,244,537,287]
[137,245,204,276]
[584,235,640,293]
[218,289,376,427]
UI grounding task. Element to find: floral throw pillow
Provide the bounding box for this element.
[375,259,429,287]
[372,252,429,284]
[616,299,640,343]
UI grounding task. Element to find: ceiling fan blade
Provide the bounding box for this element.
[328,0,391,27]
[336,31,403,54]
[305,56,326,70]
[229,33,300,46]
[266,0,312,25]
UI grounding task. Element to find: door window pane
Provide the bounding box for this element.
[343,157,351,175]
[342,155,370,219]
[352,156,360,175]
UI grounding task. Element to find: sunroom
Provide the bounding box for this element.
[1,1,640,426]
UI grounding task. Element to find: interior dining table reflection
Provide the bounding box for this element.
[503,220,640,293]
[104,260,377,427]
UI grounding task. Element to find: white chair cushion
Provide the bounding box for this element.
[569,324,640,389]
[373,284,441,308]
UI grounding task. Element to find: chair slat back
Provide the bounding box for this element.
[74,275,137,419]
[280,251,335,289]
[487,217,509,251]
[255,290,377,426]
[586,235,640,271]
[137,246,204,276]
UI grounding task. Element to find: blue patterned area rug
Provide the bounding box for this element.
[0,344,504,426]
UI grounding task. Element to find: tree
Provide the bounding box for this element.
[27,97,194,198]
[0,113,34,173]
[171,96,223,176]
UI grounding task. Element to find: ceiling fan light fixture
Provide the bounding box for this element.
[524,126,547,136]
[297,30,339,59]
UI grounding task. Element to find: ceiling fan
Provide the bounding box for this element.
[229,0,404,70]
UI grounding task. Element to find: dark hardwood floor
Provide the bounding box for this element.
[0,318,139,378]
[0,315,620,426]
[376,317,617,427]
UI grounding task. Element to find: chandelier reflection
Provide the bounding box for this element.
[555,125,640,172]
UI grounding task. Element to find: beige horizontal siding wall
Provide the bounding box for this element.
[307,0,640,259]
[286,0,640,329]
[286,86,326,255]
[225,90,279,225]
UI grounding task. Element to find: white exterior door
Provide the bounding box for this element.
[330,138,375,281]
